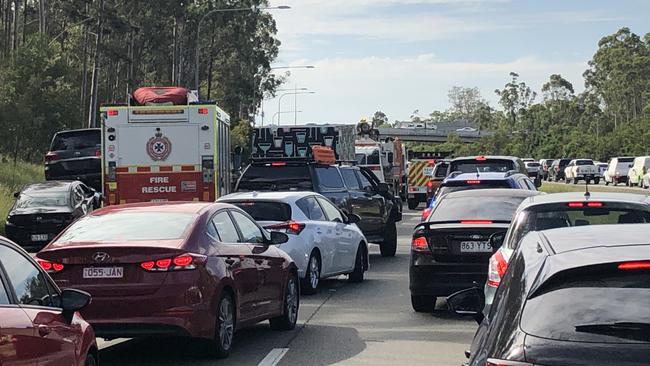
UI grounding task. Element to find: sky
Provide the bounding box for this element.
[260,0,649,125]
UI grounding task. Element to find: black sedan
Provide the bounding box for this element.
[5,181,101,251]
[449,224,650,366]
[409,189,541,312]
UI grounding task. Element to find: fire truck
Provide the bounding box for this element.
[100,87,231,205]
[406,151,448,209]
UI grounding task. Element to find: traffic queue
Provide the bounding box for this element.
[0,87,649,363]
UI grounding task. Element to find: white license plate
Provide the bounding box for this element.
[31,234,49,242]
[460,241,492,253]
[83,267,124,279]
[423,167,434,176]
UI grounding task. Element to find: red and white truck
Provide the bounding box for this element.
[100,87,231,205]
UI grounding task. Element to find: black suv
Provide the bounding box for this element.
[548,158,571,181]
[44,129,102,191]
[235,160,402,256]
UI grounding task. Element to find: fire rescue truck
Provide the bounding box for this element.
[354,122,406,197]
[100,87,231,205]
[406,151,448,209]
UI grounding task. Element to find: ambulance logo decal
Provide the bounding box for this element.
[147,130,172,161]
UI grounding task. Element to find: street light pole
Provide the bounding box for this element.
[277,91,315,125]
[194,5,290,94]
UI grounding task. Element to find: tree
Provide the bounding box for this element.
[494,72,537,127]
[371,110,389,128]
[542,74,575,103]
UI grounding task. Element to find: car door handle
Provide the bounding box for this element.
[38,325,51,337]
[316,228,323,234]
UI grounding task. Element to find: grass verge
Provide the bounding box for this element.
[540,182,649,195]
[0,156,44,235]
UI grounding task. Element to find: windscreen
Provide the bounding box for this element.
[229,201,292,222]
[506,205,650,249]
[526,162,540,167]
[16,193,69,208]
[521,271,650,343]
[56,212,196,242]
[355,154,367,165]
[429,195,526,222]
[434,163,448,177]
[449,159,514,173]
[237,165,313,191]
[51,130,100,151]
[576,160,594,165]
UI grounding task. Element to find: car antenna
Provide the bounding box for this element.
[584,177,590,198]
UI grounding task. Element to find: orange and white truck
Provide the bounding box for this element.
[100,87,231,205]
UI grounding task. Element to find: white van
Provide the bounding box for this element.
[628,156,650,186]
[604,157,634,185]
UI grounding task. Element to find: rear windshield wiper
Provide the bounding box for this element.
[575,322,650,342]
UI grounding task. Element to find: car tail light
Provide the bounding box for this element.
[427,160,436,166]
[95,149,102,157]
[198,107,209,115]
[475,156,487,161]
[411,236,429,252]
[265,221,305,235]
[486,359,533,366]
[460,220,493,224]
[618,261,650,270]
[466,180,481,184]
[426,180,433,189]
[140,253,205,272]
[107,110,119,116]
[586,202,603,207]
[421,208,432,221]
[487,251,508,287]
[271,162,286,167]
[45,151,59,163]
[567,202,584,208]
[37,260,64,274]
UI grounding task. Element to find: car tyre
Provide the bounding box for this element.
[411,295,436,313]
[573,178,578,184]
[594,178,600,185]
[407,199,418,210]
[85,354,97,366]
[270,273,299,331]
[605,180,609,186]
[301,252,321,295]
[211,292,235,359]
[380,221,397,257]
[348,243,365,283]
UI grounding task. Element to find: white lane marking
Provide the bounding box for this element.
[258,348,289,366]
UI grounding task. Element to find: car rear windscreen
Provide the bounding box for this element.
[449,159,515,173]
[618,157,635,163]
[51,130,100,151]
[576,160,594,165]
[526,162,540,167]
[56,212,196,242]
[429,195,527,222]
[521,271,650,343]
[507,206,650,249]
[437,181,511,197]
[229,201,292,222]
[237,165,313,191]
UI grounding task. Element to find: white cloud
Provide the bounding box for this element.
[261,54,588,125]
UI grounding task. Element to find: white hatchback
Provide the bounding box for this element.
[218,191,369,294]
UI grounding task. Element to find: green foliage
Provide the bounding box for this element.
[0,156,44,234]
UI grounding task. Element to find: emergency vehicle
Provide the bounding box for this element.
[100,87,231,205]
[252,124,355,161]
[406,152,448,209]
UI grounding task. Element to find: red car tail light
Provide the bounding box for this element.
[45,151,59,163]
[271,162,286,167]
[426,180,433,189]
[486,359,533,366]
[107,109,119,116]
[586,202,603,207]
[411,236,429,252]
[618,261,650,270]
[265,221,305,235]
[141,254,206,272]
[567,202,584,208]
[487,251,508,287]
[466,180,481,184]
[475,156,487,161]
[95,149,102,157]
[421,208,432,221]
[37,260,64,273]
[198,107,209,115]
[460,220,493,224]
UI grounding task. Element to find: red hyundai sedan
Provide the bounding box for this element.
[0,237,97,365]
[36,202,299,358]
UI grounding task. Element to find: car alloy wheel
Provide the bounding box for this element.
[270,273,299,330]
[213,293,234,358]
[302,253,321,295]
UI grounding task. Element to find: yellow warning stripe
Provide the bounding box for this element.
[409,161,430,188]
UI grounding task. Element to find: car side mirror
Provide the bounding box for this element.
[346,213,361,224]
[61,289,91,316]
[446,287,485,324]
[269,231,289,245]
[489,232,506,249]
[376,182,389,194]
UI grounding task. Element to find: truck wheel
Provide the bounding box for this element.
[407,199,418,210]
[411,295,436,313]
[380,221,397,257]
